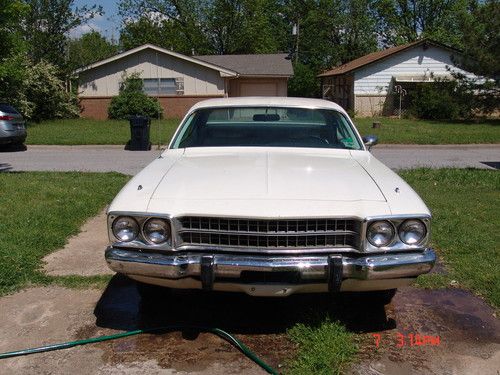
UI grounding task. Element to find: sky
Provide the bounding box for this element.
[70,0,121,40]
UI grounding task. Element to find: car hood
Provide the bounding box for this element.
[109,147,430,218]
[151,148,385,202]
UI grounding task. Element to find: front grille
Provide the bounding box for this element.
[177,217,361,250]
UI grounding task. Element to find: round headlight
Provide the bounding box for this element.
[399,219,426,245]
[112,216,139,242]
[143,218,171,245]
[367,220,395,247]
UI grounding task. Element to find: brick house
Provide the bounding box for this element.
[74,44,293,119]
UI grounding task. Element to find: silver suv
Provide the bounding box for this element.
[0,103,26,146]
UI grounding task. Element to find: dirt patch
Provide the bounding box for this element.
[43,209,112,276]
[0,279,498,374]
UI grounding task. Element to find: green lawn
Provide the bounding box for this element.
[401,168,500,307]
[25,117,500,145]
[354,117,500,144]
[26,118,180,145]
[0,172,129,295]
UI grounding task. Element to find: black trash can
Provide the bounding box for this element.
[127,115,151,151]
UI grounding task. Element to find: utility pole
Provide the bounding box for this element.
[292,21,299,63]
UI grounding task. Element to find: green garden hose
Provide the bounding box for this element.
[0,324,278,375]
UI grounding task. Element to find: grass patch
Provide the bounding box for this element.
[400,168,500,307]
[26,118,180,145]
[355,117,500,144]
[25,117,500,145]
[0,172,129,296]
[286,317,357,375]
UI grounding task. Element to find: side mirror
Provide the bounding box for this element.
[362,135,378,150]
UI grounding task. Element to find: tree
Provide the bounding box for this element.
[120,16,203,54]
[455,0,500,80]
[0,0,29,57]
[288,62,319,97]
[108,72,163,119]
[118,0,288,55]
[68,31,119,71]
[119,0,212,54]
[205,0,287,54]
[374,0,473,47]
[283,0,379,96]
[23,0,102,75]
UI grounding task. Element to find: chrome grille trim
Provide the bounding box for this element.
[176,217,361,250]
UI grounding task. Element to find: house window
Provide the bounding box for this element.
[143,78,184,95]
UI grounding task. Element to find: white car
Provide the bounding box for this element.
[105,97,435,303]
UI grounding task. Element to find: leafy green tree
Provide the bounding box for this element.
[288,62,319,97]
[118,0,288,54]
[205,0,287,54]
[374,0,473,47]
[119,0,212,54]
[0,0,29,57]
[108,72,163,119]
[23,0,102,75]
[68,31,119,70]
[120,16,204,54]
[455,0,500,80]
[283,0,378,96]
[0,54,30,111]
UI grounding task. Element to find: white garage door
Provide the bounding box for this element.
[239,82,279,96]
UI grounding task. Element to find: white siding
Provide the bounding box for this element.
[353,45,473,95]
[78,48,225,97]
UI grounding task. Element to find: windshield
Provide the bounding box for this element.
[171,106,363,150]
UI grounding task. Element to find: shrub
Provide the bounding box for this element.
[25,60,79,121]
[0,53,78,121]
[408,80,463,120]
[108,72,163,119]
[407,74,497,120]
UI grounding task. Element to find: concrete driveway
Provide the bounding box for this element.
[0,279,498,375]
[0,144,499,175]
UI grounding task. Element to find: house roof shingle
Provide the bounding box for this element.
[195,53,293,77]
[318,39,459,77]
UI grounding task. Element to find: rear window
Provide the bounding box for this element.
[0,104,20,114]
[171,106,363,150]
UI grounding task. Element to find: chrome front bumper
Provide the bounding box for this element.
[105,247,436,296]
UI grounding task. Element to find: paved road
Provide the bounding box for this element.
[0,144,498,175]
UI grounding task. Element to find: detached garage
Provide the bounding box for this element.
[318,39,475,116]
[74,44,293,119]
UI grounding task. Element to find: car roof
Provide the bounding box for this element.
[189,97,347,114]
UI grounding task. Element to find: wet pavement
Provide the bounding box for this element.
[352,288,500,374]
[0,275,498,374]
